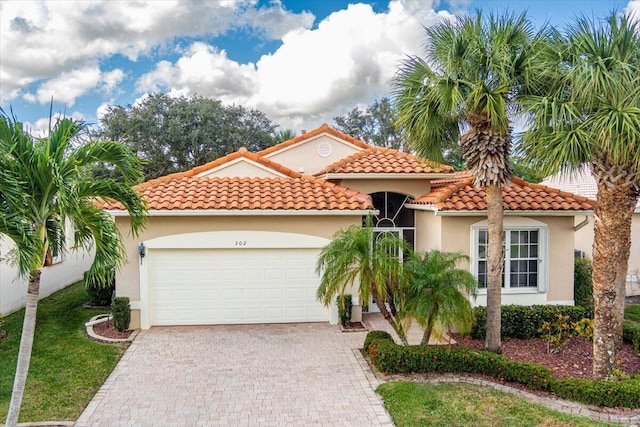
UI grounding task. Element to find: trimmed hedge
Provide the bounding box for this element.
[111,297,131,332]
[363,330,394,353]
[364,331,552,391]
[551,378,640,408]
[364,330,640,408]
[623,320,640,355]
[574,257,593,317]
[471,305,586,339]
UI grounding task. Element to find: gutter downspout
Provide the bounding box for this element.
[574,215,590,231]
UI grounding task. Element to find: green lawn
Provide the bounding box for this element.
[378,381,617,427]
[625,304,640,323]
[0,281,125,423]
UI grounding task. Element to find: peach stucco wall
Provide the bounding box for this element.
[337,178,430,200]
[264,134,361,175]
[414,213,576,305]
[116,214,360,327]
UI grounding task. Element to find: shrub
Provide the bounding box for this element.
[551,378,640,408]
[363,330,394,355]
[111,297,131,332]
[574,257,593,316]
[538,314,572,353]
[625,305,640,323]
[573,318,594,340]
[623,321,640,355]
[363,331,552,391]
[337,294,353,326]
[471,305,586,339]
[85,269,115,306]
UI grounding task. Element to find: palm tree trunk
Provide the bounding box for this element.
[5,270,41,427]
[420,312,436,346]
[485,183,503,353]
[371,287,409,345]
[592,184,635,379]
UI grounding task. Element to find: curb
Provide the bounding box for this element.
[0,422,74,426]
[85,314,139,344]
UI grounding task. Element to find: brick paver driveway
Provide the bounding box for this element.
[76,323,393,426]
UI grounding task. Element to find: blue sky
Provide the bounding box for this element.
[0,0,635,135]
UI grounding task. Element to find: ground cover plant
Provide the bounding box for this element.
[378,381,618,427]
[0,282,124,422]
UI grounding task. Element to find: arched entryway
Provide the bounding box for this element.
[364,192,415,313]
[367,191,415,250]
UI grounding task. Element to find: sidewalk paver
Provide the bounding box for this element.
[76,322,393,426]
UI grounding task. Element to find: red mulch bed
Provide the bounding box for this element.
[453,334,640,379]
[341,321,367,331]
[92,319,134,340]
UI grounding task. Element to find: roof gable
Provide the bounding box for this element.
[257,124,373,175]
[187,147,298,179]
[258,123,370,157]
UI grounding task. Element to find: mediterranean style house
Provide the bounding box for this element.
[102,124,595,329]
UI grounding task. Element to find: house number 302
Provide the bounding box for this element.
[235,240,247,246]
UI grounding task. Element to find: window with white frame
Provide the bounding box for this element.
[471,218,548,293]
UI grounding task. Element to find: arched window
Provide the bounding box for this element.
[366,192,415,250]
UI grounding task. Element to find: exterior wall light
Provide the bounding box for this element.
[138,242,146,264]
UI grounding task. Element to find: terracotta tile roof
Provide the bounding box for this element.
[100,175,372,211]
[316,146,453,175]
[413,176,595,212]
[258,123,371,156]
[430,171,473,187]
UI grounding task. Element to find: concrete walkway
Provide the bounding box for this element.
[76,323,392,427]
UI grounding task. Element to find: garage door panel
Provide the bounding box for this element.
[149,247,328,325]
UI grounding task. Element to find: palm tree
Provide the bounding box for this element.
[393,11,546,353]
[400,250,478,345]
[0,111,147,426]
[273,129,297,143]
[316,223,409,344]
[519,14,640,379]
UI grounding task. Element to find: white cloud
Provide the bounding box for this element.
[0,0,313,104]
[25,66,124,106]
[240,1,315,39]
[24,111,86,138]
[136,43,258,103]
[627,1,640,20]
[99,69,125,93]
[136,0,454,130]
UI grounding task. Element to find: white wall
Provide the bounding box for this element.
[0,237,93,315]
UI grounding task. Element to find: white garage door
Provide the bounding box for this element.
[148,247,328,325]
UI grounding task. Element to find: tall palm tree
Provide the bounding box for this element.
[393,11,547,353]
[0,111,147,426]
[400,250,478,345]
[519,14,640,379]
[316,223,409,344]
